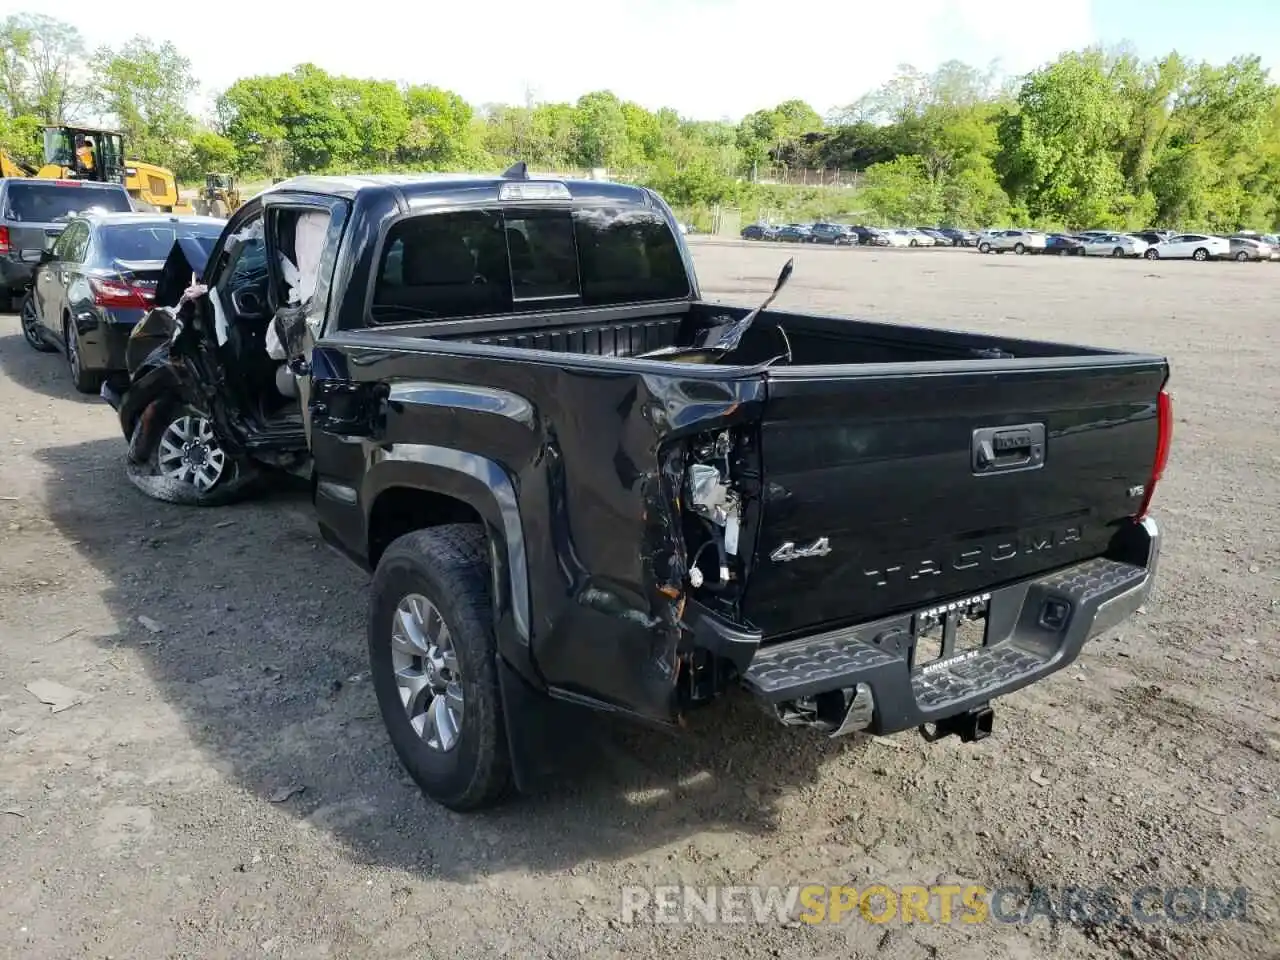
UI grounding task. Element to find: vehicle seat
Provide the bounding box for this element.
[378,233,502,316]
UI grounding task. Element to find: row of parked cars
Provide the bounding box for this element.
[976,228,1279,262]
[741,222,980,247]
[740,220,1279,263]
[0,176,226,392]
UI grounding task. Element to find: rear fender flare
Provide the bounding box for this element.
[362,445,532,660]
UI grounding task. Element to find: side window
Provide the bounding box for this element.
[221,219,269,295]
[62,223,90,263]
[572,207,689,306]
[51,222,82,261]
[372,210,512,321]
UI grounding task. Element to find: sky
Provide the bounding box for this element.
[9,0,1280,121]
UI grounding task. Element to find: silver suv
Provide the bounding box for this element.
[0,179,133,311]
[978,229,1047,255]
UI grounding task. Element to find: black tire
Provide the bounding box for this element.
[1193,247,1209,261]
[909,239,918,247]
[978,242,991,254]
[124,398,260,506]
[20,293,55,352]
[1014,242,1026,255]
[370,525,513,811]
[64,316,102,393]
[1144,248,1159,260]
[1234,251,1249,262]
[1111,247,1125,258]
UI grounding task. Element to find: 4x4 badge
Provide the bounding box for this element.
[771,537,832,563]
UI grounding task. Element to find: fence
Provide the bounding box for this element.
[754,167,862,189]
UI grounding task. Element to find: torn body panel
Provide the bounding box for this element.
[310,334,766,724]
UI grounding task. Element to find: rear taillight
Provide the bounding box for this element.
[90,276,149,309]
[0,226,9,255]
[1136,388,1172,519]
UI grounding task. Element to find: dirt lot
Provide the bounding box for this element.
[1,242,1277,960]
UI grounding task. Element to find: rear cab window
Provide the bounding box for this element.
[371,203,688,322]
[4,183,132,223]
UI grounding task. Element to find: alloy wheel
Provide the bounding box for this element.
[390,593,464,752]
[156,414,228,492]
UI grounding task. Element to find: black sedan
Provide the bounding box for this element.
[20,212,225,392]
[741,222,779,241]
[1045,234,1086,255]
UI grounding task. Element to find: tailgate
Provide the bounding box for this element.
[742,358,1167,638]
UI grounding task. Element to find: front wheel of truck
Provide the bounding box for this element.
[125,399,260,506]
[369,525,513,812]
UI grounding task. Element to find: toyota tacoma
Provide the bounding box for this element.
[105,167,1172,810]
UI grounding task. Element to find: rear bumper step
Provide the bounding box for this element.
[743,517,1160,736]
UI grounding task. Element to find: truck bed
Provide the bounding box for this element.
[365,299,1117,366]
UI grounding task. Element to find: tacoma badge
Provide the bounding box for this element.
[771,537,832,563]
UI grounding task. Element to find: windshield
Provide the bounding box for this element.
[96,221,223,263]
[5,183,132,223]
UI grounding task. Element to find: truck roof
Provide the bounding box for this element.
[262,172,655,207]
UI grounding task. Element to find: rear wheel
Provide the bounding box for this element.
[1234,251,1249,262]
[64,317,102,393]
[1144,248,1159,260]
[369,525,513,811]
[21,293,54,352]
[1111,246,1125,258]
[125,400,260,506]
[1193,247,1209,262]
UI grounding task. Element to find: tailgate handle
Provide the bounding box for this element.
[972,423,1045,475]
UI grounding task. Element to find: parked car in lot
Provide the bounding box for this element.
[846,225,886,246]
[905,229,936,247]
[978,230,1047,255]
[881,229,913,248]
[775,224,811,242]
[1227,235,1272,261]
[809,222,856,245]
[1045,234,1085,256]
[106,169,1171,811]
[1143,234,1229,261]
[934,227,979,247]
[20,212,225,392]
[1079,233,1149,258]
[741,222,779,241]
[0,178,135,312]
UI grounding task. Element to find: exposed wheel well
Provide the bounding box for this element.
[367,486,484,568]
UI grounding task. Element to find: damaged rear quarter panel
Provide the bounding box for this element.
[321,336,765,722]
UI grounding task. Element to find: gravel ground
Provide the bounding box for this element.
[1,242,1277,960]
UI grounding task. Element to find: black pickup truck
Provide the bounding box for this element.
[107,168,1171,810]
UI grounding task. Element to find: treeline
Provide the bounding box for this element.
[3,12,1280,230]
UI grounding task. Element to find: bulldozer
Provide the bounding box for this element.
[0,125,192,213]
[190,172,242,218]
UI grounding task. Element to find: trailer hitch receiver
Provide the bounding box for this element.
[920,705,994,744]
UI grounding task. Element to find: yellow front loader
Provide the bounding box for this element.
[1,126,192,213]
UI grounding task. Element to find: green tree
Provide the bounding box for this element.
[573,90,628,169]
[0,14,87,122]
[860,155,941,224]
[180,129,237,180]
[998,49,1130,227]
[403,84,476,168]
[95,36,197,170]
